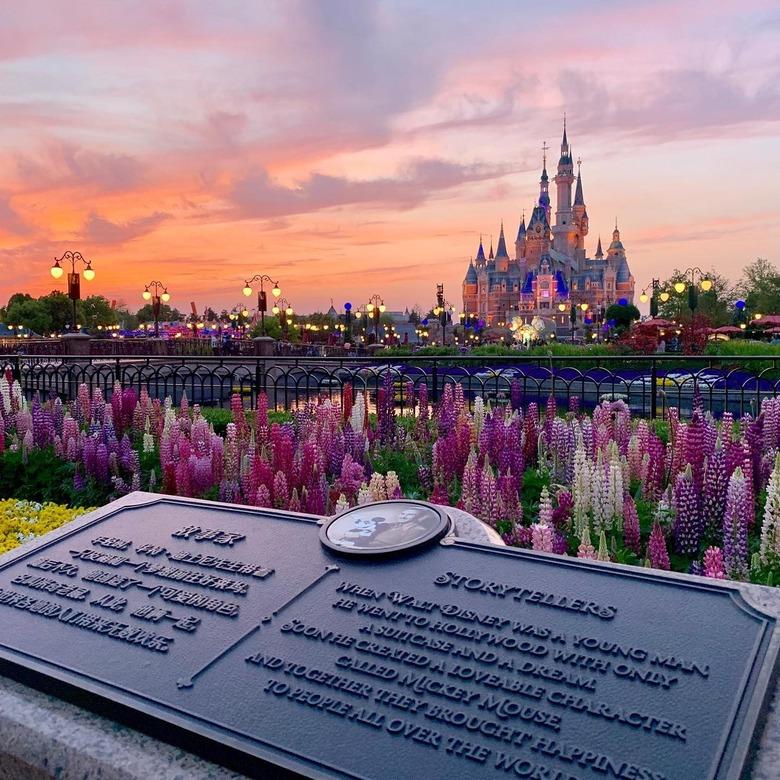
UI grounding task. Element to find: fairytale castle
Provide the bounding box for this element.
[462,121,634,331]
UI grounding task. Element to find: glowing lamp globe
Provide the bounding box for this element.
[379,304,386,313]
[558,303,566,312]
[50,263,64,280]
[161,291,171,303]
[272,286,281,298]
[639,292,648,303]
[660,292,670,302]
[242,309,249,317]
[580,303,589,312]
[272,306,280,315]
[83,266,95,281]
[286,307,293,316]
[242,285,252,297]
[700,278,713,292]
[142,290,152,301]
[674,281,686,294]
[367,303,374,313]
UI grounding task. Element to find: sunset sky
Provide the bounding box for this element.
[1,0,779,315]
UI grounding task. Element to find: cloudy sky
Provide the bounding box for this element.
[0,0,779,314]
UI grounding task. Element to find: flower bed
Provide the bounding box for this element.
[1,369,780,586]
[0,500,95,556]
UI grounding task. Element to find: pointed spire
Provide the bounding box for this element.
[595,235,603,258]
[476,235,486,262]
[495,221,509,258]
[517,212,526,240]
[574,160,585,206]
[613,217,620,240]
[489,235,494,260]
[562,113,568,148]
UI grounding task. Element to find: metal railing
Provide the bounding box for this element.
[3,353,780,418]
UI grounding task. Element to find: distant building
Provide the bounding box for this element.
[463,121,635,332]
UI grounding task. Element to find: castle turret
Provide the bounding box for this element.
[515,214,526,262]
[475,236,486,266]
[595,235,603,259]
[538,147,551,224]
[462,260,478,316]
[553,118,576,256]
[495,221,510,272]
[572,158,589,262]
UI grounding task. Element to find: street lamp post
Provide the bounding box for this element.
[366,294,385,344]
[343,302,353,342]
[672,267,713,315]
[50,251,96,331]
[638,278,669,318]
[273,297,294,340]
[141,280,171,337]
[432,283,455,346]
[242,275,281,337]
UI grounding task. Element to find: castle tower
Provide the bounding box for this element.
[495,221,510,273]
[538,143,551,224]
[475,236,486,267]
[515,213,526,262]
[552,118,576,255]
[572,157,589,266]
[462,259,478,315]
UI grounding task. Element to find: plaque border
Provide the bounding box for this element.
[0,492,776,779]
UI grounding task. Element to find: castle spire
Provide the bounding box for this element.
[517,211,526,240]
[595,235,603,258]
[489,235,494,260]
[476,235,486,262]
[573,159,585,206]
[495,220,509,259]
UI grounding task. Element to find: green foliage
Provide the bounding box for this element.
[136,303,182,323]
[605,303,640,330]
[382,345,458,357]
[370,445,423,497]
[737,257,780,317]
[5,297,52,335]
[82,295,119,328]
[199,406,291,436]
[656,269,735,325]
[520,469,550,522]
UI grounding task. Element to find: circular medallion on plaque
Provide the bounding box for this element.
[320,500,450,556]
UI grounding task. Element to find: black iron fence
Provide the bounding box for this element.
[3,353,780,418]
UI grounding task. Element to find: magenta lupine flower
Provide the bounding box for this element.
[723,466,749,579]
[623,494,641,554]
[702,546,726,579]
[255,484,271,507]
[673,466,701,556]
[684,412,705,495]
[460,451,480,518]
[647,522,670,570]
[273,470,289,510]
[478,462,497,525]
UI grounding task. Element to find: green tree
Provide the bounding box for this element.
[81,295,118,330]
[249,316,283,340]
[737,258,780,315]
[5,298,52,335]
[656,269,734,325]
[136,303,182,323]
[605,303,640,331]
[38,291,75,332]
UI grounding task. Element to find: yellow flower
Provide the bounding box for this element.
[0,500,95,556]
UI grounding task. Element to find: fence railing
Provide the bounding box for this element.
[3,353,780,418]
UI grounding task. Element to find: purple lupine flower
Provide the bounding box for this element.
[673,465,701,556]
[702,442,728,537]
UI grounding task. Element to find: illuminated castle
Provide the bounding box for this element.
[462,121,634,331]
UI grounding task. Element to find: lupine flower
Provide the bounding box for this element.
[577,527,597,560]
[673,465,701,556]
[723,467,749,579]
[647,522,670,570]
[702,547,726,579]
[760,452,780,565]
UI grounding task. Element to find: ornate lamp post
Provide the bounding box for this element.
[432,284,455,346]
[343,302,353,342]
[141,280,171,337]
[366,294,386,344]
[638,278,670,318]
[228,304,251,337]
[672,267,713,314]
[272,297,294,340]
[242,275,281,337]
[50,251,96,331]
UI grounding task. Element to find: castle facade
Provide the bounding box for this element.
[462,122,634,332]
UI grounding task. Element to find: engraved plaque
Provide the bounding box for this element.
[0,493,777,779]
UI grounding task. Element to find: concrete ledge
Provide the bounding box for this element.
[0,674,244,779]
